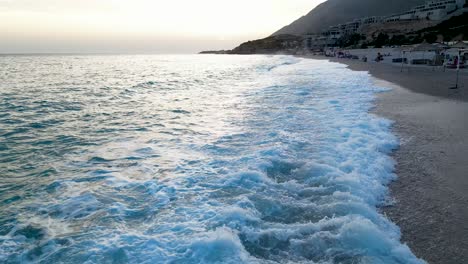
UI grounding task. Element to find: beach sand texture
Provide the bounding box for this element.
[311,57,468,263]
[376,79,468,264]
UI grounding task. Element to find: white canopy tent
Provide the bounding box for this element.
[399,43,446,72]
[411,42,445,64]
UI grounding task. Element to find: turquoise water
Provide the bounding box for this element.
[0,55,423,263]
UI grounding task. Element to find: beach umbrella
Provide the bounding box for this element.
[432,43,450,69]
[451,41,468,49]
[451,48,468,89]
[433,42,450,50]
[396,45,413,53]
[410,42,444,67]
[396,46,412,72]
[411,42,444,52]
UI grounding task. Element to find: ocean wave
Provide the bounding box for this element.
[0,55,424,263]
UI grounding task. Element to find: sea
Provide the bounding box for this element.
[0,55,424,264]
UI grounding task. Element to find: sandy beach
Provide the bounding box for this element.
[304,56,468,263]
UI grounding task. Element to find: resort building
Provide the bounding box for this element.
[343,20,362,35]
[303,0,467,51]
[303,34,337,50]
[385,0,466,22]
[324,26,343,40]
[362,16,383,25]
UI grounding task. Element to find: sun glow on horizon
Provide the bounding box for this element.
[0,0,325,53]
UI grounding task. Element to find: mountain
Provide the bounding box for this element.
[229,35,302,54]
[199,35,303,55]
[273,0,427,36]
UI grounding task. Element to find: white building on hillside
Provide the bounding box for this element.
[325,26,343,40]
[362,16,383,25]
[385,0,466,22]
[303,33,338,50]
[344,20,362,34]
[302,0,467,50]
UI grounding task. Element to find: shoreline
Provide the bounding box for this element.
[302,56,468,263]
[302,55,468,102]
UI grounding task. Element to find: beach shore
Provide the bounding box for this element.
[302,56,468,263]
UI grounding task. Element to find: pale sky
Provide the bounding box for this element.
[0,0,325,53]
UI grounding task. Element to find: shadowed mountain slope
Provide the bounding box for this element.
[273,0,426,35]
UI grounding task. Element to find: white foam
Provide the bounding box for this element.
[0,55,424,263]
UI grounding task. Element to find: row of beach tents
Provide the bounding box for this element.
[403,40,468,52]
[398,41,467,68]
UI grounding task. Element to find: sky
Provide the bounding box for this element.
[0,0,325,53]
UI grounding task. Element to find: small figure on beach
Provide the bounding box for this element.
[362,55,368,62]
[375,52,383,62]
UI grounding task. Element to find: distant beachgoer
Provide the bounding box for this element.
[375,52,383,62]
[362,56,368,62]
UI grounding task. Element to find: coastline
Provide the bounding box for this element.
[374,78,468,264]
[302,56,468,263]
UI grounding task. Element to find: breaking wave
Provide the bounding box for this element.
[0,54,424,263]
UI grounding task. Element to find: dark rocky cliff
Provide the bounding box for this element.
[229,35,302,54]
[199,35,303,55]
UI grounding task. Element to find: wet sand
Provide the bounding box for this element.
[303,56,468,263]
